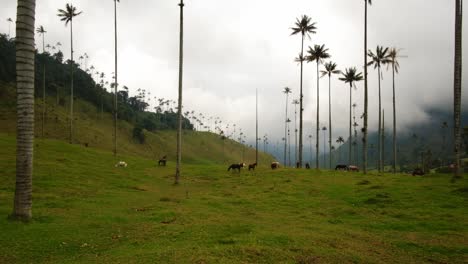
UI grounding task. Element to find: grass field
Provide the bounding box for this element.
[0,134,467,263]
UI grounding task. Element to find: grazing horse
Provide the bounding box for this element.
[228,163,245,172]
[271,162,280,170]
[305,163,311,169]
[158,155,167,166]
[248,163,257,171]
[335,164,348,171]
[348,165,359,172]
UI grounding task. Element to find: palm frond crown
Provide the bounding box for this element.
[320,61,341,77]
[57,3,82,26]
[291,15,317,39]
[339,67,364,86]
[307,44,330,64]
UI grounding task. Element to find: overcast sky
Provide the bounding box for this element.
[1,0,467,149]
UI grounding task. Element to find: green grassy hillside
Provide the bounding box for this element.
[0,135,467,263]
[0,81,273,165]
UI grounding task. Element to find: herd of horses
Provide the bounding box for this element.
[156,155,360,173]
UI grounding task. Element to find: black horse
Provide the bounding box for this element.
[248,163,257,171]
[335,164,348,170]
[158,156,167,166]
[228,163,245,172]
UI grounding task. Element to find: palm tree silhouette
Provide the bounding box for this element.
[322,126,327,168]
[321,61,341,169]
[339,68,363,165]
[388,47,404,173]
[283,87,292,166]
[58,3,82,144]
[368,45,391,172]
[307,44,330,169]
[336,136,345,164]
[12,0,36,222]
[363,0,373,174]
[7,18,13,37]
[36,26,47,138]
[291,15,317,168]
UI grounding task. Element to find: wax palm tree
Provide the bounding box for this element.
[113,0,120,157]
[339,68,363,165]
[368,45,391,172]
[12,0,36,222]
[283,87,292,166]
[453,0,463,179]
[175,0,185,184]
[307,44,330,169]
[363,0,373,175]
[322,126,327,167]
[336,136,345,164]
[58,3,82,144]
[36,26,47,138]
[321,61,341,169]
[292,99,300,164]
[388,47,404,173]
[291,15,317,168]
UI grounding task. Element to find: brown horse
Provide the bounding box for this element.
[248,163,257,171]
[158,155,167,166]
[228,163,245,172]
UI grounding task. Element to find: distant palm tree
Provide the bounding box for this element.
[321,61,341,169]
[175,0,185,184]
[58,3,82,144]
[12,0,36,222]
[336,136,345,164]
[453,0,463,179]
[7,18,13,37]
[283,87,292,166]
[307,44,330,169]
[363,0,373,175]
[36,26,47,138]
[388,47,403,173]
[322,126,327,167]
[291,15,317,168]
[292,99,300,164]
[339,68,363,165]
[368,45,391,172]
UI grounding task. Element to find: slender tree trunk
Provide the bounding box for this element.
[41,33,45,138]
[298,35,304,168]
[382,109,385,172]
[284,93,288,166]
[295,104,298,164]
[328,74,332,169]
[69,19,74,144]
[349,84,352,165]
[255,88,259,164]
[453,0,463,179]
[363,0,369,174]
[378,66,382,173]
[392,62,397,174]
[13,0,36,222]
[113,0,118,157]
[175,0,184,184]
[316,61,320,169]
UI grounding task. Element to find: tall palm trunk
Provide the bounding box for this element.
[284,94,288,166]
[328,74,332,169]
[298,35,304,168]
[175,0,184,184]
[363,0,369,174]
[453,0,463,179]
[349,84,353,165]
[316,61,320,169]
[41,32,46,138]
[113,0,118,157]
[392,61,397,174]
[69,17,74,144]
[255,88,258,164]
[294,104,298,164]
[13,0,36,221]
[378,66,382,173]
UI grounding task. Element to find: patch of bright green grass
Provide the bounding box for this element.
[0,134,467,263]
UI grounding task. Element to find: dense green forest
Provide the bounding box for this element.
[0,34,193,137]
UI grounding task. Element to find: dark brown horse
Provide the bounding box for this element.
[248,163,257,171]
[158,155,167,166]
[228,163,245,172]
